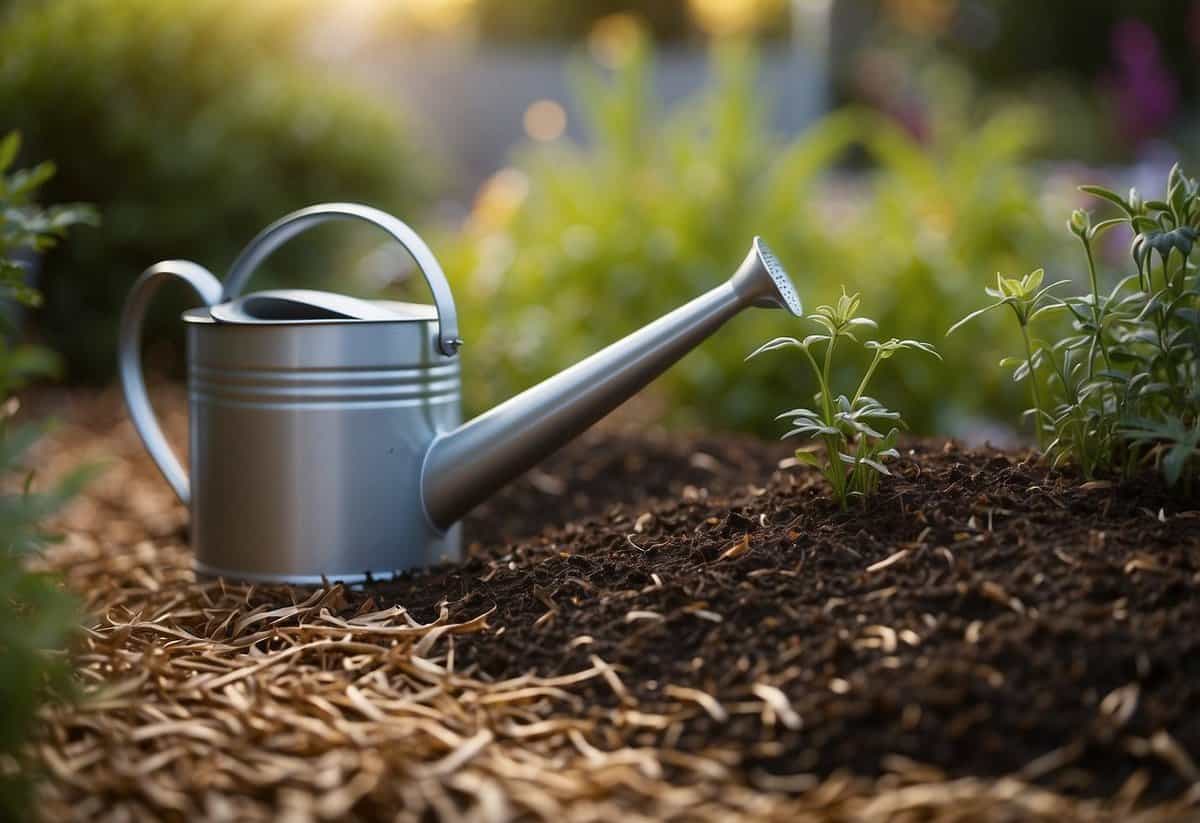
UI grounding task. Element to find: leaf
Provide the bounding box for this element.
[782,424,838,439]
[1028,303,1067,322]
[1162,442,1191,487]
[0,132,19,174]
[841,417,884,439]
[791,449,822,468]
[746,337,803,359]
[1022,267,1044,293]
[947,302,1005,336]
[858,457,892,475]
[1032,279,1073,302]
[1089,217,1128,238]
[6,162,56,199]
[1080,184,1131,213]
[773,408,819,421]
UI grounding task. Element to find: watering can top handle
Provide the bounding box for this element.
[222,203,462,356]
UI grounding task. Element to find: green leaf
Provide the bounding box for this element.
[1028,303,1067,322]
[746,337,803,359]
[858,457,891,475]
[947,302,1005,336]
[1080,184,1131,213]
[1089,217,1127,239]
[791,450,822,467]
[1163,441,1192,487]
[1022,267,1044,293]
[0,132,19,175]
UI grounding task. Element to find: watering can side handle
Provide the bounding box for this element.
[221,203,462,356]
[118,260,223,506]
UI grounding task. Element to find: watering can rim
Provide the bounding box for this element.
[182,292,439,326]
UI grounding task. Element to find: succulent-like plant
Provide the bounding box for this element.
[950,164,1200,490]
[749,289,940,508]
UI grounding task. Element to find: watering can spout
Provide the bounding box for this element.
[420,238,802,530]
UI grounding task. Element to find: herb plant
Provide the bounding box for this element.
[946,268,1070,451]
[950,164,1199,490]
[749,289,940,508]
[0,131,94,820]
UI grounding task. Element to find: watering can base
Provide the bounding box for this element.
[192,525,463,586]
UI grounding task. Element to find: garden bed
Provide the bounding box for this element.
[29,390,1200,821]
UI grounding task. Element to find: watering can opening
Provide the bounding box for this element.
[207,288,430,325]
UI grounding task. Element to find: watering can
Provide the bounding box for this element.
[118,203,802,583]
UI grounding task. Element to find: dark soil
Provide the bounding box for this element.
[368,431,1200,803]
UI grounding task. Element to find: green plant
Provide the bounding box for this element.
[749,289,939,508]
[0,132,97,383]
[437,39,1058,436]
[0,0,432,380]
[950,165,1200,489]
[0,130,92,820]
[947,268,1069,450]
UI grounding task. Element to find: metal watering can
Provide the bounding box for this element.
[119,203,802,583]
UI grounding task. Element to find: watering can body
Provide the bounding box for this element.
[119,203,801,583]
[182,302,460,582]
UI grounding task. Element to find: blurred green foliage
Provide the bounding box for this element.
[0,130,91,821]
[0,0,432,379]
[439,40,1061,435]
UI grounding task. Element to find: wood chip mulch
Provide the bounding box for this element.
[21,389,1200,821]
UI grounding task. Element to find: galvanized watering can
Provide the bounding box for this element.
[118,203,802,583]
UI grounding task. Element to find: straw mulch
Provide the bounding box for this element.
[23,390,1200,822]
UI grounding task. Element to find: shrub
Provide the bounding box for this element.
[750,288,939,508]
[437,38,1058,436]
[0,131,92,820]
[950,165,1199,490]
[0,0,432,379]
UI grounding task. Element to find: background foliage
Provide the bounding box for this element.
[436,40,1063,436]
[0,130,91,821]
[0,0,433,380]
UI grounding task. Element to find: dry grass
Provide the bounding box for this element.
[20,390,1200,821]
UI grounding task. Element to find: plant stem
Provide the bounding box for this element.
[1081,236,1113,375]
[1020,322,1047,451]
[820,334,848,507]
[799,342,846,509]
[851,350,883,407]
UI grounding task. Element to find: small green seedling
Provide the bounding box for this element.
[749,289,940,509]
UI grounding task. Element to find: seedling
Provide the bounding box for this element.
[749,289,940,508]
[950,164,1200,489]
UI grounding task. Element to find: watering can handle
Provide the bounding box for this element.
[221,203,462,356]
[118,260,223,505]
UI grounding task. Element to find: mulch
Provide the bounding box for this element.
[23,389,1200,821]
